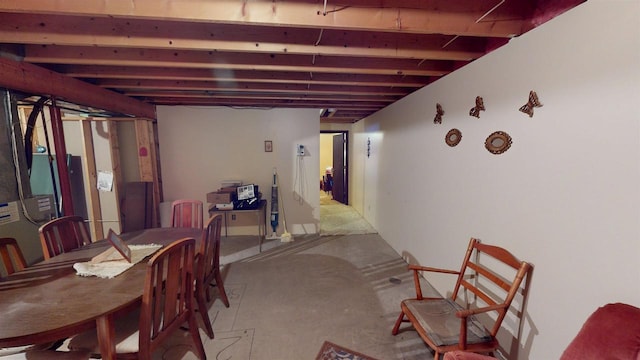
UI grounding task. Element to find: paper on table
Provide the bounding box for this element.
[73,244,162,279]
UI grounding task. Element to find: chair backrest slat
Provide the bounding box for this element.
[198,214,223,285]
[451,238,531,337]
[139,237,199,359]
[171,200,203,229]
[0,237,27,276]
[39,216,92,259]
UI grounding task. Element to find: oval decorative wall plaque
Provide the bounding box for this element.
[445,128,462,147]
[485,131,512,154]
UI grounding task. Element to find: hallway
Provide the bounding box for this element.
[319,191,377,236]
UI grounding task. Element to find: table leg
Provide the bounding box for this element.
[223,212,228,237]
[256,210,261,252]
[260,205,266,252]
[96,314,116,360]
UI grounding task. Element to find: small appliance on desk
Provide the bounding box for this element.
[234,184,262,210]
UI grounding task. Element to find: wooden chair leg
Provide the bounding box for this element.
[214,272,230,308]
[392,311,406,335]
[195,286,215,339]
[187,313,207,360]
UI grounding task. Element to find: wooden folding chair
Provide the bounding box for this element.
[392,238,531,359]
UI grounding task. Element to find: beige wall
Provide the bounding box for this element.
[156,106,320,235]
[357,1,640,359]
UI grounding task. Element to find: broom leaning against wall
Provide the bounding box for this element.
[268,169,279,240]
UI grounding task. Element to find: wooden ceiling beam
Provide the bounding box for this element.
[320,117,361,123]
[123,91,399,103]
[0,56,155,118]
[0,13,484,61]
[24,45,452,76]
[0,0,530,37]
[56,65,430,88]
[148,98,385,110]
[100,79,411,96]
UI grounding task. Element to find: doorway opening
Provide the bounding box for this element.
[320,131,348,204]
[319,131,375,236]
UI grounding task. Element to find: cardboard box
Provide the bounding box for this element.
[206,191,233,204]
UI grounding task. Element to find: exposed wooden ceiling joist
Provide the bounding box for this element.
[0,0,586,123]
[0,0,533,37]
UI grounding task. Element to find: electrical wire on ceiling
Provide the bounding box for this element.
[315,28,324,46]
[316,0,327,68]
[442,0,506,49]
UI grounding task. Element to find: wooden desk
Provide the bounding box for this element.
[0,227,201,360]
[208,199,267,252]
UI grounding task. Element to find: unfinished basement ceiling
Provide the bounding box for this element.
[0,0,585,123]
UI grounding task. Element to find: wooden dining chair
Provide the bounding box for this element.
[0,346,91,359]
[0,237,27,277]
[1,240,92,359]
[38,216,91,260]
[171,199,203,229]
[195,214,230,339]
[69,237,206,360]
[391,238,531,359]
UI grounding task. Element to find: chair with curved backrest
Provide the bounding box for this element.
[0,238,27,277]
[0,238,91,359]
[171,199,203,229]
[38,216,92,260]
[69,237,206,360]
[392,237,531,359]
[195,214,230,339]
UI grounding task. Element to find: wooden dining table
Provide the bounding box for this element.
[0,227,202,359]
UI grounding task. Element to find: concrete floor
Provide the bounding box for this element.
[158,233,437,360]
[61,194,437,359]
[150,196,436,359]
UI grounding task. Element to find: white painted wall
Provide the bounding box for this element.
[360,1,640,359]
[156,106,320,235]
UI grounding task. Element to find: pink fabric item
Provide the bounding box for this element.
[443,351,496,360]
[560,303,640,360]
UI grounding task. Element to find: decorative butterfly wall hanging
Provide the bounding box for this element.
[519,91,543,117]
[469,96,485,118]
[433,103,445,124]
